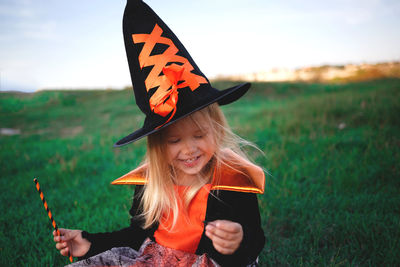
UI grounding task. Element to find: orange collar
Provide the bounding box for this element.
[111,149,265,194]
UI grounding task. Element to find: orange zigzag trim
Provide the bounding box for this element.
[132,24,208,118]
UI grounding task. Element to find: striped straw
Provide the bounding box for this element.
[33,178,73,263]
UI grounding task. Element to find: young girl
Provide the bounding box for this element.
[54,103,265,266]
[53,1,265,266]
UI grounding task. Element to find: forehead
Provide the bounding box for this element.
[165,112,209,136]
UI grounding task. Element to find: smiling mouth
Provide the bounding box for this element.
[181,155,200,163]
[180,155,201,167]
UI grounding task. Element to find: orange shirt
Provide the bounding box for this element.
[153,184,211,253]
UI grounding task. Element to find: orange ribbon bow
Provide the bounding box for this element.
[132,23,208,125]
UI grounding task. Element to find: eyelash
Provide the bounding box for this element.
[167,134,206,144]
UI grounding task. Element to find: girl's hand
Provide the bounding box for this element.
[205,220,243,255]
[53,228,91,257]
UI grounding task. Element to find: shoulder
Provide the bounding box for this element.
[211,148,265,194]
[210,189,259,206]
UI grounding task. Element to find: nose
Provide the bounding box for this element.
[182,139,197,155]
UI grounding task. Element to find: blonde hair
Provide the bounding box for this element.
[140,103,257,229]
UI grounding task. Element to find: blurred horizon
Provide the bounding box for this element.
[1,0,400,92]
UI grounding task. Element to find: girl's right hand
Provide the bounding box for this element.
[53,228,91,257]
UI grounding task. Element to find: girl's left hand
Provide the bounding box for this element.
[205,220,243,255]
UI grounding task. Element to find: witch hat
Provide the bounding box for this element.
[115,0,251,147]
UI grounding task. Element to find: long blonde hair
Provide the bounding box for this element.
[140,103,256,229]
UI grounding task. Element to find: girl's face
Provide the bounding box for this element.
[164,112,216,185]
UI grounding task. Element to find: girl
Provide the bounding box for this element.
[54,0,265,266]
[54,103,265,266]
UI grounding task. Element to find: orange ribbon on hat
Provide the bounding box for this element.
[132,24,208,124]
[154,64,184,117]
[151,64,186,126]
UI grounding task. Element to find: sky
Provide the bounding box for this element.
[1,0,400,92]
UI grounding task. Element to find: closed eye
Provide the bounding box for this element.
[194,132,207,139]
[167,138,180,144]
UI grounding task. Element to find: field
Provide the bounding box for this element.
[0,79,399,266]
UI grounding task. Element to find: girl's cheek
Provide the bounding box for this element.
[167,146,181,161]
[165,149,174,163]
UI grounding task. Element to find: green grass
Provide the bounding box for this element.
[1,79,399,266]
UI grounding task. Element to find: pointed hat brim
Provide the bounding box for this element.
[114,82,250,147]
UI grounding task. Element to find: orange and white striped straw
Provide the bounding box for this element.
[33,178,73,263]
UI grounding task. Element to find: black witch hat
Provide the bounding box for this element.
[114,0,251,147]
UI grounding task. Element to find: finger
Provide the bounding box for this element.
[59,229,75,241]
[214,220,242,233]
[60,247,69,257]
[207,231,237,249]
[56,241,68,250]
[53,235,61,242]
[206,225,243,253]
[209,233,240,255]
[206,224,239,241]
[58,228,71,237]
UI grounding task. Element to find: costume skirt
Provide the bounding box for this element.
[66,238,220,267]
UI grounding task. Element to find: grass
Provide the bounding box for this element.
[0,79,399,266]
